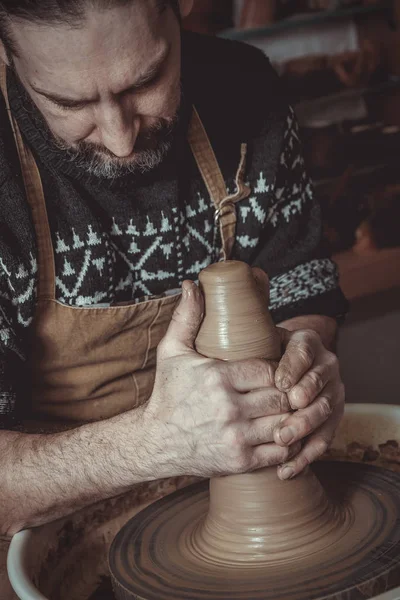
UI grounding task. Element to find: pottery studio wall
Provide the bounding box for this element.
[184,0,400,405]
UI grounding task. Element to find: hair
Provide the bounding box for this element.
[0,0,179,57]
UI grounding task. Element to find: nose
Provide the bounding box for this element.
[97,102,139,158]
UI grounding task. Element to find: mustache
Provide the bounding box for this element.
[68,115,178,158]
[53,113,180,179]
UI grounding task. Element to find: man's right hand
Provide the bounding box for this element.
[143,280,299,479]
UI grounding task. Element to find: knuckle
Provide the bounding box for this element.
[290,386,309,409]
[251,357,268,370]
[263,360,277,382]
[222,425,244,451]
[325,351,339,369]
[277,391,290,413]
[218,398,240,423]
[250,358,276,383]
[261,422,274,443]
[263,390,289,414]
[256,445,292,469]
[296,344,315,368]
[264,446,293,468]
[301,329,320,346]
[296,414,313,436]
[203,364,225,389]
[319,396,333,418]
[308,370,325,393]
[236,456,252,474]
[313,436,330,457]
[229,448,251,474]
[297,456,311,471]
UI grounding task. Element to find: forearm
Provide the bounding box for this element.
[278,314,338,351]
[0,405,155,537]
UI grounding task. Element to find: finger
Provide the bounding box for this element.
[159,281,204,358]
[274,385,336,446]
[277,435,329,481]
[251,441,302,471]
[245,413,291,446]
[287,361,333,410]
[277,404,345,480]
[275,329,321,392]
[223,358,277,392]
[241,388,290,419]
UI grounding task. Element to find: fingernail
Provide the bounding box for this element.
[289,388,307,410]
[280,466,295,480]
[278,426,295,444]
[280,377,291,391]
[182,283,189,299]
[183,281,195,298]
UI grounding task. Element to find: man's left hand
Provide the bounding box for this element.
[273,328,345,480]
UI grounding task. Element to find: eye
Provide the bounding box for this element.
[140,71,162,90]
[123,70,164,97]
[50,99,88,111]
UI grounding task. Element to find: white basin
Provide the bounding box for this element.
[7,403,400,600]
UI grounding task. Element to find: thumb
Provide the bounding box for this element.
[161,281,204,357]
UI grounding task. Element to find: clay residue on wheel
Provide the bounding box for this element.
[324,439,400,472]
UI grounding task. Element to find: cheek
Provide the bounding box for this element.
[135,87,180,119]
[134,64,182,119]
[38,103,94,143]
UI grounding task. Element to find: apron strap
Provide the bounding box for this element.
[0,62,56,300]
[188,107,251,261]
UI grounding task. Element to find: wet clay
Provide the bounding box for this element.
[110,462,400,600]
[195,261,281,361]
[110,261,400,600]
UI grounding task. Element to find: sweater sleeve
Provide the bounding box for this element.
[0,269,27,429]
[252,107,349,324]
[0,357,21,429]
[0,86,34,428]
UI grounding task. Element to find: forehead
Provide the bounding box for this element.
[10,2,169,92]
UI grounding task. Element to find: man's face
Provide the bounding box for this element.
[4,1,190,177]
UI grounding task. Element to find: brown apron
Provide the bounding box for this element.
[0,63,250,599]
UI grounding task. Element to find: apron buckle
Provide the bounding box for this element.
[214,201,236,223]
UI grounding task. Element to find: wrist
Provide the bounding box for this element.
[109,405,161,486]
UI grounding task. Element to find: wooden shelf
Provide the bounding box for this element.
[220,2,391,42]
[296,76,400,118]
[334,246,400,300]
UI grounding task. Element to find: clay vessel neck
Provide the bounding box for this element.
[195,261,281,361]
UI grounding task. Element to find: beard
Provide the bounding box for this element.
[53,114,179,179]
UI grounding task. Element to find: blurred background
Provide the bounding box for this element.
[183,0,400,405]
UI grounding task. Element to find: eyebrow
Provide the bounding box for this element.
[30,43,171,107]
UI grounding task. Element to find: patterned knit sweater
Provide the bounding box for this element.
[0,31,348,427]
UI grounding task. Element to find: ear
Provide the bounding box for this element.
[178,0,194,19]
[0,40,10,66]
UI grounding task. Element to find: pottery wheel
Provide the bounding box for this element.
[110,461,400,600]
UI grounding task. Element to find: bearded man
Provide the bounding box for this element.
[0,1,347,596]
